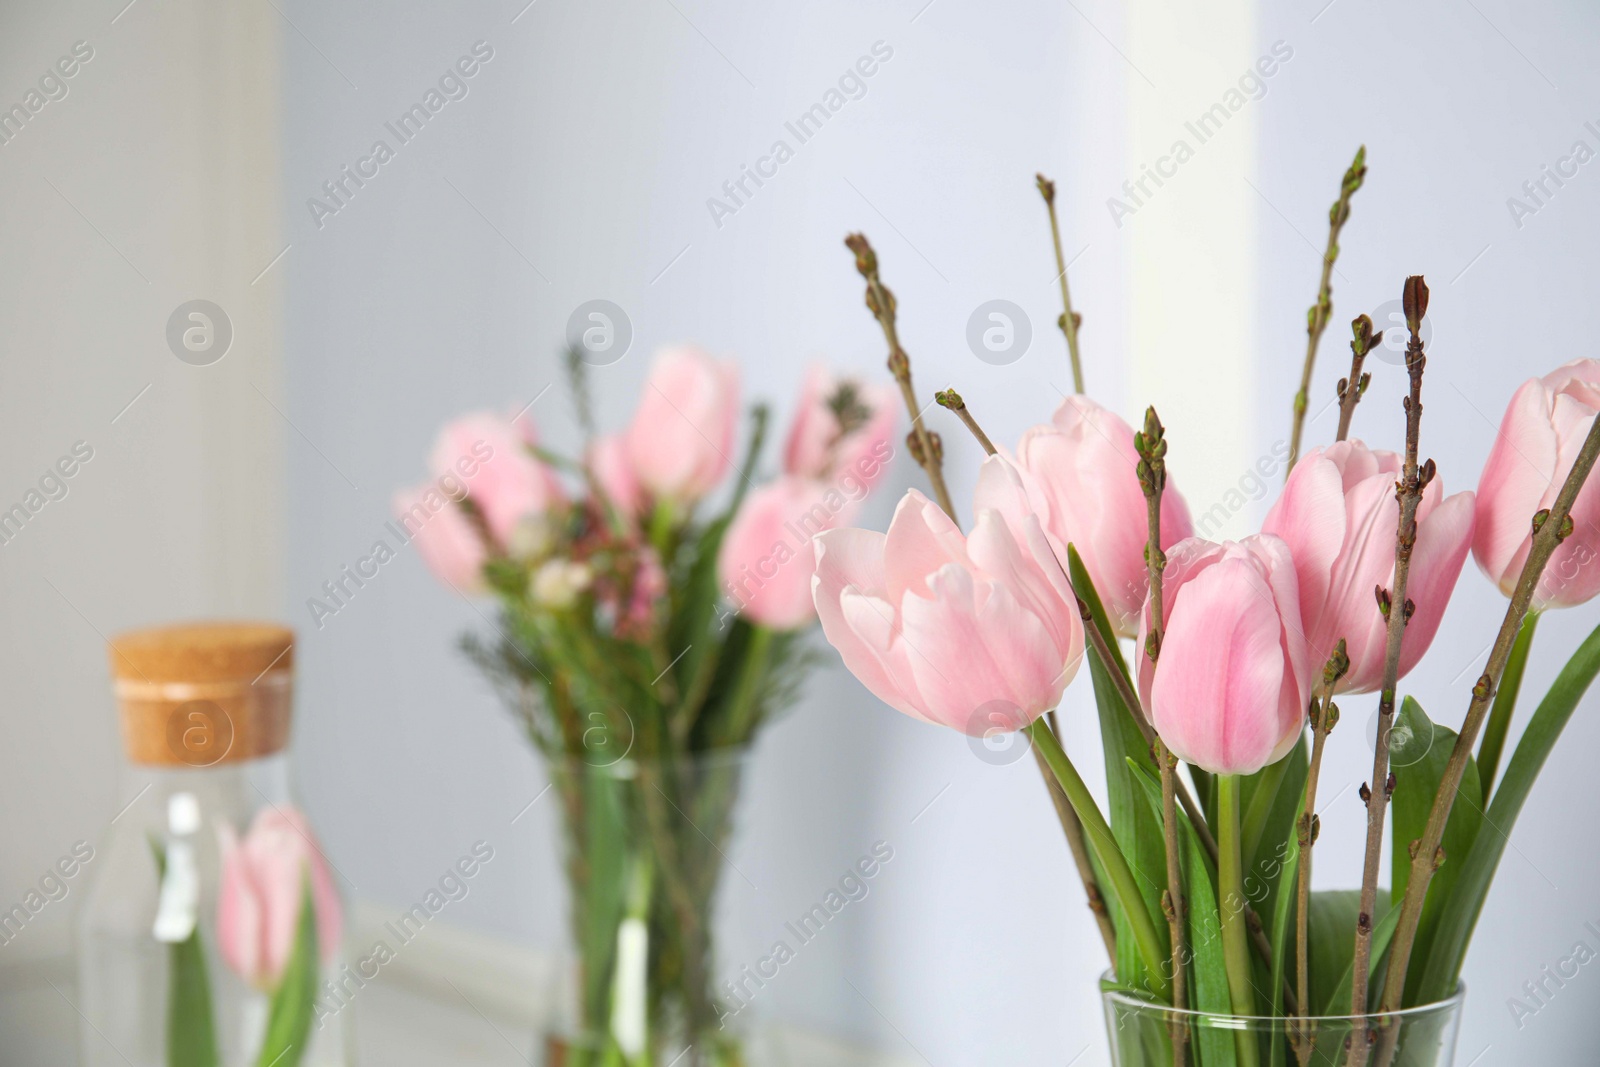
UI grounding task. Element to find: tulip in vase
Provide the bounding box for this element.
[816,159,1600,1065]
[399,348,896,1064]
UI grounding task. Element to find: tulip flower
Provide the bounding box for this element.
[217,806,343,990]
[624,346,741,506]
[394,483,488,592]
[981,395,1193,637]
[588,433,645,523]
[1474,359,1600,609]
[1263,440,1474,692]
[430,412,564,546]
[720,477,854,631]
[1138,535,1308,776]
[811,458,1084,735]
[782,365,898,488]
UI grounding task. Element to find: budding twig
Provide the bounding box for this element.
[1037,174,1085,394]
[845,233,957,522]
[1287,146,1368,477]
[1136,408,1189,1064]
[1347,276,1430,1065]
[1291,642,1349,1065]
[1336,315,1380,443]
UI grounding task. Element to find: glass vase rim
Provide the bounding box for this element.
[1098,970,1465,1023]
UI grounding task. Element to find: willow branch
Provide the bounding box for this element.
[845,233,956,521]
[1346,276,1430,1065]
[1291,646,1348,1065]
[1287,146,1367,476]
[1378,399,1600,1022]
[1037,175,1085,393]
[1335,315,1380,443]
[1137,409,1189,1062]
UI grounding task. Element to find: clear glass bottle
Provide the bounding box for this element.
[78,622,352,1067]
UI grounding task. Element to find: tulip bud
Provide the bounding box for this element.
[216,807,342,991]
[976,395,1194,637]
[623,346,741,506]
[719,478,850,631]
[393,483,488,592]
[1474,360,1600,608]
[782,366,898,486]
[430,412,565,547]
[1138,535,1309,776]
[1263,440,1474,693]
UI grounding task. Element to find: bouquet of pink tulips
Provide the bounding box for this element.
[813,160,1600,1067]
[397,346,897,1064]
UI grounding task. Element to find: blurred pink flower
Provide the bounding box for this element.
[1138,536,1308,776]
[624,346,741,506]
[588,433,644,523]
[981,395,1193,637]
[1264,440,1474,692]
[782,365,898,489]
[720,477,855,631]
[393,483,488,592]
[1474,359,1600,609]
[216,806,343,990]
[429,412,564,545]
[811,457,1084,735]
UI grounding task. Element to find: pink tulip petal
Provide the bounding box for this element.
[1152,556,1288,775]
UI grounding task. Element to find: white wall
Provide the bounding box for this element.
[0,0,283,973]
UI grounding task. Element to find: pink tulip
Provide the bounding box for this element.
[720,477,858,630]
[979,395,1193,637]
[217,806,343,990]
[1474,359,1600,609]
[1263,440,1474,693]
[430,413,564,546]
[1138,536,1308,776]
[393,483,488,592]
[588,433,644,523]
[811,458,1085,735]
[624,346,741,506]
[782,365,898,488]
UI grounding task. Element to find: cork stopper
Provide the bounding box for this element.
[109,622,294,767]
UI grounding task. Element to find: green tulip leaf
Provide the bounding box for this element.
[1387,696,1482,1005]
[1418,616,1600,1003]
[1069,545,1169,996]
[150,841,218,1067]
[1129,758,1238,1067]
[255,877,320,1067]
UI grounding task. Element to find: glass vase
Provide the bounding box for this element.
[1102,977,1465,1066]
[77,622,351,1067]
[540,746,752,1067]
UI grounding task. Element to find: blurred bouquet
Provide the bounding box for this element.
[397,345,895,1065]
[813,160,1600,1067]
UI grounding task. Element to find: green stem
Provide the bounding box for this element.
[1026,719,1170,1001]
[1240,749,1292,872]
[1477,611,1539,801]
[1218,775,1261,1067]
[648,501,677,562]
[718,626,774,746]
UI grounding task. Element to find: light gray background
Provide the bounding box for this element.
[3,0,1600,1063]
